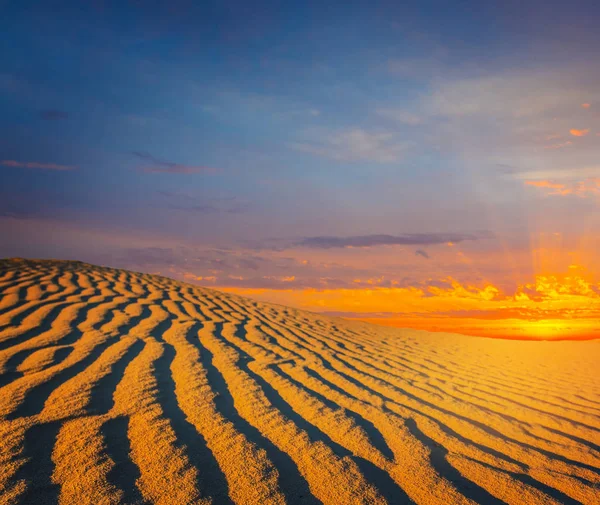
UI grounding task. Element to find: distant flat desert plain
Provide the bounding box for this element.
[0,258,598,505]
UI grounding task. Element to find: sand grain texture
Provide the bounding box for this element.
[0,259,599,505]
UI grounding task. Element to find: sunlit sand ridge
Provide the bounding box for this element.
[0,259,599,505]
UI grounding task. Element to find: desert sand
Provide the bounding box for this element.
[0,258,598,505]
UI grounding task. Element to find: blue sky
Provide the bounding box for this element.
[1,1,600,334]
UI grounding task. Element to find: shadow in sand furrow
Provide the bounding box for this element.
[35,273,62,299]
[543,426,600,454]
[573,395,600,411]
[305,360,530,472]
[233,316,308,363]
[12,421,62,505]
[251,318,341,367]
[0,287,108,351]
[151,328,235,505]
[190,329,321,505]
[0,346,76,389]
[303,366,363,402]
[462,454,585,505]
[503,395,600,435]
[0,369,22,389]
[4,302,156,406]
[7,335,121,420]
[456,386,600,445]
[335,354,515,436]
[0,277,42,299]
[147,315,175,343]
[118,305,153,333]
[516,437,600,476]
[275,365,396,462]
[47,346,74,368]
[215,323,414,505]
[335,355,600,475]
[0,304,66,352]
[404,418,507,505]
[271,365,394,461]
[2,283,35,310]
[0,286,101,332]
[87,339,146,415]
[2,298,94,356]
[0,299,95,366]
[232,320,288,362]
[242,312,313,347]
[523,393,600,421]
[89,298,136,333]
[101,416,149,505]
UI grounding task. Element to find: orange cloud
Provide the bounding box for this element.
[570,128,590,137]
[263,275,296,283]
[186,274,217,282]
[524,179,600,198]
[581,103,591,109]
[525,180,564,190]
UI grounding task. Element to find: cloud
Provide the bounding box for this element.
[167,202,249,214]
[544,140,573,150]
[511,165,600,181]
[415,249,430,259]
[296,232,491,249]
[570,128,590,137]
[290,128,409,163]
[121,247,178,267]
[425,70,589,118]
[131,151,217,174]
[39,109,69,120]
[157,190,249,214]
[525,178,600,198]
[581,103,591,109]
[525,180,565,190]
[1,160,75,171]
[376,108,422,125]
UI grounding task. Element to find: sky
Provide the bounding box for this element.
[1,0,600,339]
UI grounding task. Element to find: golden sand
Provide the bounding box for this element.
[0,259,598,504]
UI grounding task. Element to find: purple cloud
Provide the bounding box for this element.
[1,159,75,171]
[132,151,218,174]
[297,232,492,249]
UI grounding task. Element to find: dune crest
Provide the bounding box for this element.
[0,259,599,505]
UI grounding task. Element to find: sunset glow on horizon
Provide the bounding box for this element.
[214,241,600,340]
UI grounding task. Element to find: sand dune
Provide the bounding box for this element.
[0,259,598,505]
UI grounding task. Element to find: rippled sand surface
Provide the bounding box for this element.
[0,258,598,505]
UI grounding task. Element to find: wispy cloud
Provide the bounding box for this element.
[525,178,600,198]
[544,140,573,150]
[1,159,75,170]
[415,249,430,259]
[167,202,249,214]
[290,128,409,163]
[157,190,249,214]
[376,108,422,125]
[132,151,218,174]
[425,70,589,118]
[39,109,69,120]
[296,232,491,249]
